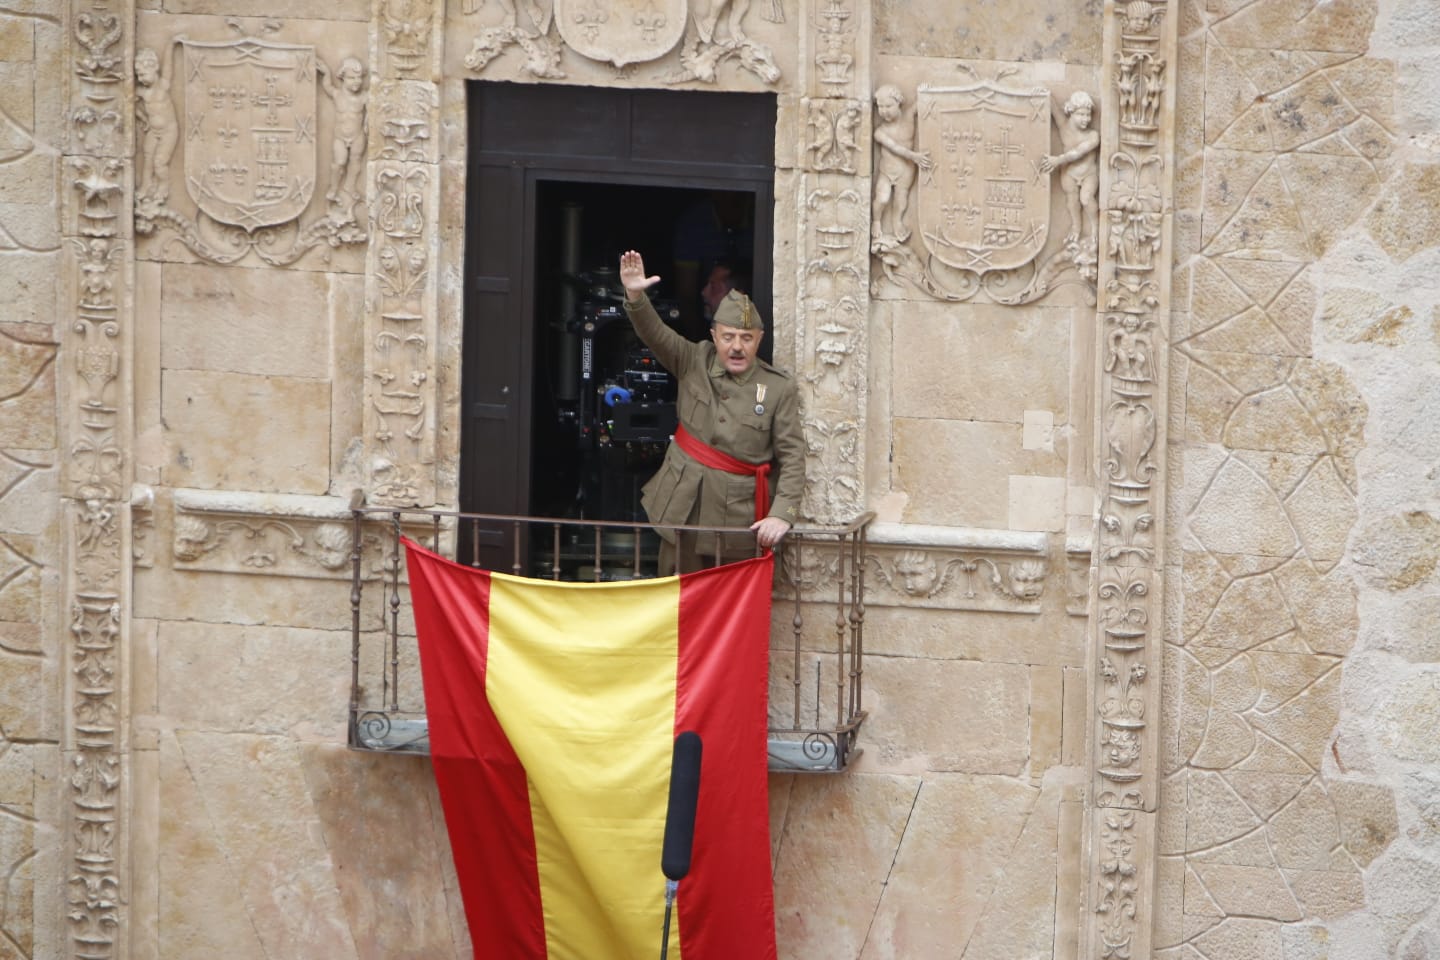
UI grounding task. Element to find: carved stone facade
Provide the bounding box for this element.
[4,0,1436,956]
[61,1,135,957]
[1080,2,1176,956]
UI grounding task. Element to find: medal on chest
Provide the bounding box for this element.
[754,383,767,416]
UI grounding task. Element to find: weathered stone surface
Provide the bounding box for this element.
[0,153,52,206]
[892,304,1070,423]
[0,324,55,448]
[156,621,350,732]
[1330,780,1397,868]
[1191,917,1287,959]
[1375,673,1440,764]
[860,774,1041,959]
[135,557,359,629]
[1190,573,1296,650]
[1204,159,1314,259]
[1366,163,1440,263]
[1190,458,1301,558]
[958,781,1065,960]
[301,744,471,957]
[0,251,56,331]
[161,263,333,379]
[1268,780,1340,869]
[861,657,1030,774]
[1190,862,1303,921]
[1248,664,1342,768]
[873,0,1102,63]
[157,730,283,958]
[1352,511,1440,591]
[772,773,919,960]
[893,419,1064,528]
[1030,666,1062,777]
[1361,852,1440,952]
[1187,770,1263,850]
[1209,0,1378,53]
[161,370,332,493]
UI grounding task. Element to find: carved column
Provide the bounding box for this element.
[61,0,134,956]
[364,0,443,506]
[1083,0,1177,957]
[795,0,870,523]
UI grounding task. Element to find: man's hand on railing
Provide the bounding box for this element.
[750,516,792,550]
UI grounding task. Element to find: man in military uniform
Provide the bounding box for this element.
[619,249,804,573]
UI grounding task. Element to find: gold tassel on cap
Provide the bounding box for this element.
[713,290,764,331]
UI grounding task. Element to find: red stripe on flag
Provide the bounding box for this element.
[675,556,779,960]
[405,541,547,960]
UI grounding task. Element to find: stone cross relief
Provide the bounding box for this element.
[868,76,1100,306]
[132,29,370,266]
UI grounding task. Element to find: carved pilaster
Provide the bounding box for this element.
[797,173,868,523]
[1082,1,1177,958]
[365,2,442,507]
[61,2,133,957]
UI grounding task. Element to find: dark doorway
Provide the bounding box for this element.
[460,82,776,573]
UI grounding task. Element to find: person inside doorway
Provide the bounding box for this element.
[618,249,803,573]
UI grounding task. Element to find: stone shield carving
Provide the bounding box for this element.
[555,0,687,67]
[181,38,319,230]
[916,82,1050,274]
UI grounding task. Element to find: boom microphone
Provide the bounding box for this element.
[661,731,703,881]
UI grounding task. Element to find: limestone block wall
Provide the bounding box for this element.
[0,7,64,956]
[1161,0,1440,955]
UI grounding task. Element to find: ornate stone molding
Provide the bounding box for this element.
[169,489,429,578]
[365,12,441,507]
[62,1,133,956]
[780,523,1053,612]
[1082,1,1177,958]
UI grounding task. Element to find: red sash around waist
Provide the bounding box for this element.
[673,424,772,525]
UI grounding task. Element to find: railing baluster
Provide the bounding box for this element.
[592,525,601,582]
[834,534,846,730]
[791,539,803,729]
[511,520,522,575]
[552,524,562,581]
[348,509,363,737]
[470,517,479,567]
[389,512,402,714]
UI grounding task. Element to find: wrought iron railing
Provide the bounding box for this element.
[345,507,872,772]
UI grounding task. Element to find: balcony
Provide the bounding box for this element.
[345,507,872,773]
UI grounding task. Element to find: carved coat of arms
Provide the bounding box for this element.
[555,0,687,67]
[916,82,1051,274]
[182,38,318,230]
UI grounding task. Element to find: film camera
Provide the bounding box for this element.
[552,271,680,524]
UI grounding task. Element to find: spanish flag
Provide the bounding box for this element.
[403,539,778,960]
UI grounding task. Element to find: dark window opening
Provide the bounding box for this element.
[459,82,775,575]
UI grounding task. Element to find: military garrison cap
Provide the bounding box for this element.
[712,289,764,331]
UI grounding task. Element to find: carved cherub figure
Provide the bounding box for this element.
[318,56,369,205]
[893,550,941,597]
[1040,91,1100,248]
[135,44,181,204]
[1106,313,1152,381]
[871,85,933,243]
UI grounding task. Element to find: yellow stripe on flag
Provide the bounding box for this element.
[485,572,684,960]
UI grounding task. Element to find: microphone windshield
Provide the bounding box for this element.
[661,731,703,881]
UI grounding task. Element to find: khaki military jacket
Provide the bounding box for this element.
[623,293,805,544]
